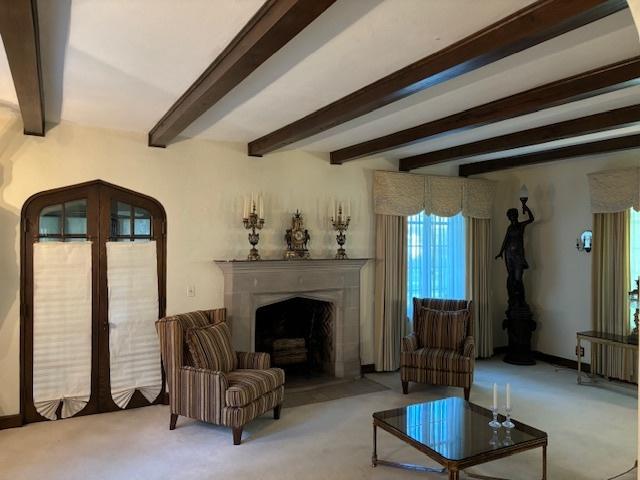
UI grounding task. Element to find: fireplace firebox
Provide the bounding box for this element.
[255,297,334,375]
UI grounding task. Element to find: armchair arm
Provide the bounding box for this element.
[463,336,476,359]
[236,351,271,369]
[401,333,419,353]
[177,366,228,424]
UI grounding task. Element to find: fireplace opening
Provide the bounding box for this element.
[255,297,334,377]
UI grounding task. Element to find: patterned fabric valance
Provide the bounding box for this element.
[588,167,640,213]
[373,171,495,219]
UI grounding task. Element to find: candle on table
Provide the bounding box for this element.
[506,383,511,409]
[492,383,497,410]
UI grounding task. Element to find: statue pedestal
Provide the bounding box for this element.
[503,304,536,365]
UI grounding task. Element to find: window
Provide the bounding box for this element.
[38,199,88,242]
[407,212,465,320]
[631,208,640,327]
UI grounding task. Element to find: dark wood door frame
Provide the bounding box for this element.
[20,180,167,424]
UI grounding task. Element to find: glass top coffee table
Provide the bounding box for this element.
[372,397,547,479]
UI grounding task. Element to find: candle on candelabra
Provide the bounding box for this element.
[347,200,351,218]
[243,197,248,218]
[506,383,511,409]
[259,195,264,219]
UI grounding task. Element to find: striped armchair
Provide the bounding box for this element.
[156,309,285,445]
[401,298,475,400]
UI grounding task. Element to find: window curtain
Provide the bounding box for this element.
[407,212,465,322]
[466,217,493,358]
[374,214,407,371]
[33,242,92,420]
[592,211,634,381]
[107,241,162,408]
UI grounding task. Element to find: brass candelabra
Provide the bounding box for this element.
[330,203,350,260]
[243,197,264,261]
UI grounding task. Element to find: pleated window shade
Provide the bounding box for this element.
[33,242,93,420]
[107,241,162,408]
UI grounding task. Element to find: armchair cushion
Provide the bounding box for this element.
[186,322,237,373]
[417,308,468,352]
[401,348,472,372]
[236,351,271,370]
[225,368,285,407]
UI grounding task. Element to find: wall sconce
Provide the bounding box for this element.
[576,230,592,253]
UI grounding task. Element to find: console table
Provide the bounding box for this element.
[576,330,638,385]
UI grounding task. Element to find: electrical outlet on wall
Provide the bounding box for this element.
[187,285,196,297]
[575,345,584,357]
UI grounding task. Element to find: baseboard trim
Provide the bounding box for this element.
[0,414,22,430]
[361,363,375,374]
[492,347,591,374]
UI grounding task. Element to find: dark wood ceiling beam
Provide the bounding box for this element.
[0,0,45,136]
[248,0,628,157]
[458,134,640,176]
[148,0,336,148]
[331,56,640,163]
[399,104,640,171]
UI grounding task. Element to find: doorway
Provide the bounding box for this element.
[20,180,167,423]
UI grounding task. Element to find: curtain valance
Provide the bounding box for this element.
[373,170,495,218]
[588,167,640,213]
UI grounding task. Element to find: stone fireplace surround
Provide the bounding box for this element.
[215,259,369,379]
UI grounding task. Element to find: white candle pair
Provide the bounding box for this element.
[243,193,264,219]
[492,383,511,410]
[331,199,351,220]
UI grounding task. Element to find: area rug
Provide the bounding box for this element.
[283,377,388,408]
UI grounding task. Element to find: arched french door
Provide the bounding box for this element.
[20,180,167,423]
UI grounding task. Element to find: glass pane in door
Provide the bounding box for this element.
[65,200,88,236]
[134,207,151,236]
[39,204,62,236]
[112,202,132,237]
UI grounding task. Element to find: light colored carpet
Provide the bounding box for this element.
[284,377,388,408]
[0,359,636,480]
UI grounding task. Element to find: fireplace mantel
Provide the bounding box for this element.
[214,258,370,379]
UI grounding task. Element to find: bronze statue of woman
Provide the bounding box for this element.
[495,204,534,307]
[495,202,536,365]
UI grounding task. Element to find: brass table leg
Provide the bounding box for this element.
[449,470,459,479]
[577,336,582,385]
[372,423,377,467]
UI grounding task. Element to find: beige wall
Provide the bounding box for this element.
[482,152,640,359]
[0,114,394,415]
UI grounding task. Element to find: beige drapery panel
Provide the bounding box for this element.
[466,217,492,358]
[374,215,407,371]
[592,211,634,381]
[373,171,495,219]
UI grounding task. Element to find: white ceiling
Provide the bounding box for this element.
[0,0,638,168]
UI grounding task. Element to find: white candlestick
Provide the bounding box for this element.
[259,195,264,219]
[333,199,336,221]
[347,200,351,218]
[492,383,498,410]
[506,383,511,409]
[243,197,247,218]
